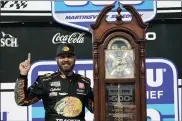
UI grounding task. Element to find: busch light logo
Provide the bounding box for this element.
[0,31,18,47]
[27,59,180,121]
[51,1,156,31]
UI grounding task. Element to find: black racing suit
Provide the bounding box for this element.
[14,71,94,121]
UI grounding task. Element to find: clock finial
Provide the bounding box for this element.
[116,1,123,24]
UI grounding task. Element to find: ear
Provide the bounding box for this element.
[74,56,77,60]
[55,57,58,61]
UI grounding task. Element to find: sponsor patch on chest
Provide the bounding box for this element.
[59,92,68,96]
[76,89,85,93]
[49,92,58,97]
[78,82,85,89]
[50,88,61,92]
[50,81,61,87]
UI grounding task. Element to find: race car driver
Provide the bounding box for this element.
[14,43,94,121]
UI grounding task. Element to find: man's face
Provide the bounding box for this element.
[56,54,76,73]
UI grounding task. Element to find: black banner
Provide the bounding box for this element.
[0,22,182,83]
[146,22,182,79]
[0,24,92,83]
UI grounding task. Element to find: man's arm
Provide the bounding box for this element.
[14,74,43,106]
[86,86,94,113]
[81,76,94,113]
[14,53,43,106]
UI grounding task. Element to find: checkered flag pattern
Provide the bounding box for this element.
[4,1,28,9]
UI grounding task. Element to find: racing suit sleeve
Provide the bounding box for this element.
[14,74,43,106]
[86,80,94,113]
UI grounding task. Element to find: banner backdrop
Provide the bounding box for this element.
[0,22,182,121]
[1,22,182,83]
[0,25,92,83]
[24,58,179,121]
[0,59,181,121]
[51,1,157,31]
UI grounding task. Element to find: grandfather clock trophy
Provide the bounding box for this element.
[89,3,148,121]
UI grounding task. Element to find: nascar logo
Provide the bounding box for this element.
[51,1,157,31]
[27,59,180,121]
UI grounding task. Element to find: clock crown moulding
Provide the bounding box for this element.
[89,2,148,42]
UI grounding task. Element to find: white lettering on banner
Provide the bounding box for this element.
[146,32,156,40]
[63,13,144,22]
[64,1,142,6]
[147,90,164,99]
[0,31,19,47]
[52,32,85,44]
[146,68,165,100]
[147,68,165,87]
[0,38,18,47]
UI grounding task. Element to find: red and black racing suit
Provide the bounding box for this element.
[14,71,94,121]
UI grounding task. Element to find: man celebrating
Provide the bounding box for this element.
[14,44,94,121]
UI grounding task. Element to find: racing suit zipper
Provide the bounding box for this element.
[68,79,72,118]
[68,79,71,96]
[68,79,74,96]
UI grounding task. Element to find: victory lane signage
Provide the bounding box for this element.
[51,1,157,31]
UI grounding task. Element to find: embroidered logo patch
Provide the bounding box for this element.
[78,82,85,89]
[50,81,61,87]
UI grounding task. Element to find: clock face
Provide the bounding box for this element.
[107,37,131,50]
[105,50,135,79]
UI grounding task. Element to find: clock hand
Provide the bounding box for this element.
[112,64,118,70]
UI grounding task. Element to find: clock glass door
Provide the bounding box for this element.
[104,36,137,121]
[105,83,136,121]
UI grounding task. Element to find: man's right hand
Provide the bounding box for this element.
[19,53,31,76]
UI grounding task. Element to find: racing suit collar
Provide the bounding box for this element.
[58,69,74,78]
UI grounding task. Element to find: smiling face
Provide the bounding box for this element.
[56,54,76,73]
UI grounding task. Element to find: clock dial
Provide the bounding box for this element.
[107,37,131,50]
[105,50,134,78]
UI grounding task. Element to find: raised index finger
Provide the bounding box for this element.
[27,53,31,62]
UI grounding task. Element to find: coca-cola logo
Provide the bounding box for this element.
[52,32,85,44]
